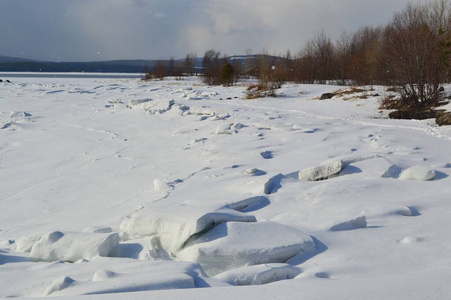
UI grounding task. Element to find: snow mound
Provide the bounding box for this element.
[215,124,233,135]
[324,154,379,167]
[399,165,436,181]
[110,236,171,261]
[82,226,113,234]
[226,196,270,213]
[120,209,257,254]
[42,276,75,296]
[128,98,152,106]
[262,174,295,194]
[189,138,208,146]
[298,160,342,181]
[396,206,415,216]
[48,261,203,296]
[128,98,175,114]
[399,237,421,244]
[214,263,302,286]
[9,111,32,120]
[177,221,316,276]
[153,179,173,192]
[92,270,117,282]
[30,231,120,262]
[330,216,367,231]
[73,273,195,295]
[15,233,42,252]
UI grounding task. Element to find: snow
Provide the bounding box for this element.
[398,165,437,181]
[119,208,257,254]
[298,160,342,181]
[1,74,451,298]
[178,221,315,276]
[214,263,301,285]
[30,231,120,262]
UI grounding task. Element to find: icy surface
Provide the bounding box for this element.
[1,75,451,298]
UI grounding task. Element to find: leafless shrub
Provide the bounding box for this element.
[382,0,451,109]
[152,60,166,80]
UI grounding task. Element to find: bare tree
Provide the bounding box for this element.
[312,30,334,84]
[335,31,352,85]
[382,1,451,108]
[168,57,175,77]
[184,53,197,76]
[293,41,317,84]
[201,49,222,85]
[349,26,384,85]
[153,60,166,80]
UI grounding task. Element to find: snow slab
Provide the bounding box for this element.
[120,208,257,254]
[298,160,343,181]
[30,231,120,262]
[178,221,316,276]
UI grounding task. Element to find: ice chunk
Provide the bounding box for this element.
[177,221,315,276]
[330,216,367,231]
[153,179,173,192]
[214,264,301,286]
[92,270,117,282]
[9,111,31,120]
[42,276,75,296]
[110,236,171,261]
[215,124,232,135]
[30,231,120,262]
[128,98,152,106]
[15,233,43,252]
[298,160,342,181]
[399,165,436,181]
[120,209,256,254]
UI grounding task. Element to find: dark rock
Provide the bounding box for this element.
[438,86,445,93]
[0,79,3,82]
[389,109,441,120]
[6,80,10,83]
[320,93,334,100]
[436,111,451,126]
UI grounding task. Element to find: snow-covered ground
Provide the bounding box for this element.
[1,74,450,299]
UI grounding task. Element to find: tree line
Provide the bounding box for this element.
[149,0,451,109]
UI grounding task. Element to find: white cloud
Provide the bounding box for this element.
[0,0,426,61]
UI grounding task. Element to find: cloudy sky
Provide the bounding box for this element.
[0,0,424,62]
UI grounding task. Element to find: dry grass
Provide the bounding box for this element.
[379,94,402,109]
[245,84,276,99]
[332,87,368,98]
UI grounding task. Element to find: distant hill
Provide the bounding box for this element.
[0,55,37,64]
[0,55,275,74]
[0,56,155,73]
